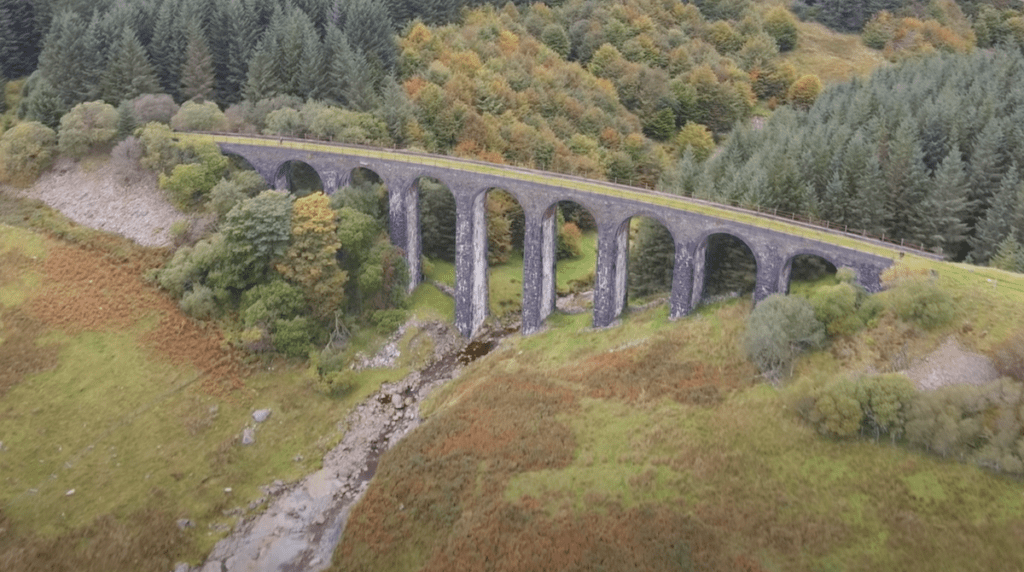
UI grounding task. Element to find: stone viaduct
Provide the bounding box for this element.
[180,133,899,338]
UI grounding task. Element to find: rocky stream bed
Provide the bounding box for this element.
[186,320,507,572]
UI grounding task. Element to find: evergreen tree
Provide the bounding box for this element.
[100,26,161,106]
[18,73,65,129]
[967,118,1009,227]
[990,235,1024,273]
[149,0,185,100]
[209,0,249,106]
[37,9,103,107]
[379,76,413,145]
[926,144,970,256]
[243,38,284,102]
[629,218,676,298]
[972,167,1021,264]
[338,0,397,80]
[0,0,42,79]
[180,21,215,101]
[884,120,931,246]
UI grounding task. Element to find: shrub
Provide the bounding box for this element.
[179,284,220,319]
[809,379,862,437]
[743,294,824,380]
[889,276,956,330]
[273,316,314,357]
[154,234,228,298]
[209,178,249,218]
[263,107,304,138]
[371,309,407,335]
[170,100,228,132]
[0,121,57,186]
[138,122,182,174]
[764,6,799,51]
[157,139,229,209]
[809,282,864,337]
[169,219,190,247]
[906,383,988,458]
[240,279,307,329]
[557,221,583,259]
[992,330,1024,381]
[131,94,179,124]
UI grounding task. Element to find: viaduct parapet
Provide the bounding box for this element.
[189,133,898,338]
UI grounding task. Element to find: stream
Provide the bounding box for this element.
[191,320,512,572]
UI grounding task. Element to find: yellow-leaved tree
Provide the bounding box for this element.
[276,193,347,319]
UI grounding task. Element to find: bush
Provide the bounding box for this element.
[209,179,249,218]
[157,139,229,209]
[0,121,57,186]
[263,107,304,138]
[800,373,916,440]
[557,221,583,260]
[743,294,824,380]
[889,276,956,330]
[154,234,228,298]
[138,122,181,174]
[764,6,799,51]
[992,330,1024,381]
[179,284,220,319]
[240,279,307,329]
[809,282,864,337]
[371,309,407,335]
[170,100,228,132]
[131,94,179,125]
[273,316,314,358]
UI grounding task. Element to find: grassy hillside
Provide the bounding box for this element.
[334,255,1024,571]
[783,20,889,85]
[0,194,450,570]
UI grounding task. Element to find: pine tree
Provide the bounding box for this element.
[18,73,65,129]
[297,30,323,99]
[0,0,42,79]
[100,26,161,106]
[37,10,103,107]
[925,144,969,256]
[971,167,1021,264]
[149,0,185,100]
[629,217,675,298]
[379,76,413,145]
[967,118,1008,228]
[243,38,284,102]
[180,21,215,101]
[210,0,249,106]
[990,235,1024,273]
[884,120,931,246]
[338,0,397,79]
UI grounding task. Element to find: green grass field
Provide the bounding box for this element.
[336,255,1024,572]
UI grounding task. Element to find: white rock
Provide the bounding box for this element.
[65,488,75,496]
[252,409,272,423]
[242,427,256,446]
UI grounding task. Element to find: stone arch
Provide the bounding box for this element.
[690,229,759,309]
[780,250,840,294]
[616,211,678,306]
[220,151,270,186]
[272,159,324,197]
[477,187,527,320]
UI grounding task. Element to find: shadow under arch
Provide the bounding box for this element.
[548,199,599,318]
[479,186,526,320]
[272,159,324,198]
[622,212,678,306]
[691,230,758,309]
[781,251,839,294]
